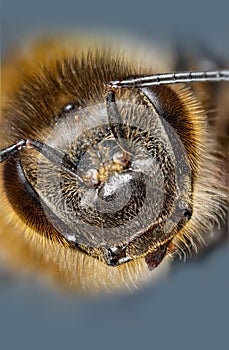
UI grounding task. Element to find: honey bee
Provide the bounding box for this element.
[0,35,228,293]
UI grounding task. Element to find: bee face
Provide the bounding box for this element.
[0,37,227,292]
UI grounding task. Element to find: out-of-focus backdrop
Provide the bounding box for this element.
[1,1,228,349]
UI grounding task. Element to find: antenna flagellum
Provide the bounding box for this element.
[109,69,229,89]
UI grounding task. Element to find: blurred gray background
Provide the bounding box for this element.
[1,1,229,350]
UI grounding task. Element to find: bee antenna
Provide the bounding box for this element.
[106,89,132,156]
[109,69,229,88]
[0,139,84,182]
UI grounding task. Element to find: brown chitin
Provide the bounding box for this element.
[0,38,227,292]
